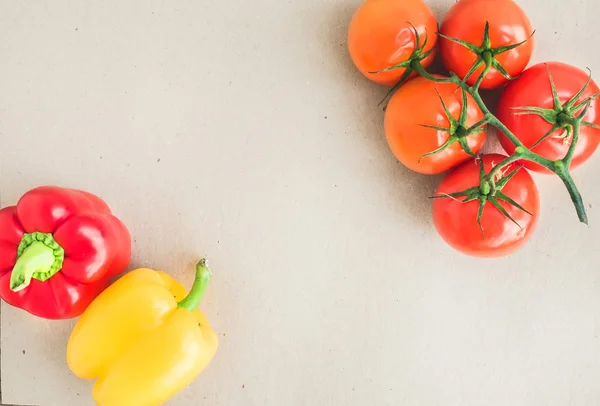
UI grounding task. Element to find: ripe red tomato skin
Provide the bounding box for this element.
[347,0,438,86]
[439,0,534,89]
[384,76,486,175]
[496,62,600,174]
[432,154,540,258]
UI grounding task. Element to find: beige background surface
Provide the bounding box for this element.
[1,0,600,405]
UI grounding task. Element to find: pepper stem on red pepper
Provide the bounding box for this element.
[177,259,212,311]
[10,233,65,292]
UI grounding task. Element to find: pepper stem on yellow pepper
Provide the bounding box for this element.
[177,259,212,311]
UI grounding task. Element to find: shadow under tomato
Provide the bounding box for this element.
[321,0,446,229]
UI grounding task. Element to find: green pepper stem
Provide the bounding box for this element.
[177,259,212,311]
[10,241,57,292]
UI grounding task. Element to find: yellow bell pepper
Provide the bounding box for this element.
[66,259,219,406]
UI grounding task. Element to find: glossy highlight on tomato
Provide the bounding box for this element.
[347,0,438,86]
[496,62,600,173]
[384,76,486,174]
[432,154,540,258]
[439,0,534,89]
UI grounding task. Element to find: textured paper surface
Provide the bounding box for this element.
[2,0,600,405]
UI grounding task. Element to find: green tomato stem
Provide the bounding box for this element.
[411,59,589,224]
[564,119,581,165]
[555,164,588,224]
[485,149,587,223]
[485,154,523,181]
[410,60,454,83]
[472,57,492,92]
[487,115,527,149]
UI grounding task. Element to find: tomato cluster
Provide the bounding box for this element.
[347,0,600,258]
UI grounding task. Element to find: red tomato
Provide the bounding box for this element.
[384,76,486,174]
[496,62,600,173]
[439,0,534,89]
[432,154,540,258]
[347,0,438,86]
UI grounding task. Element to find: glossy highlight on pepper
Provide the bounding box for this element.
[0,186,131,319]
[66,260,219,406]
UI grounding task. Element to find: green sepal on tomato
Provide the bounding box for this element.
[439,0,534,89]
[345,0,597,258]
[496,62,600,173]
[432,154,540,258]
[384,76,487,175]
[347,0,438,87]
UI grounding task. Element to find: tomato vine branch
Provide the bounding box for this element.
[408,29,589,225]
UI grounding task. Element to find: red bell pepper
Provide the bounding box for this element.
[0,186,131,319]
